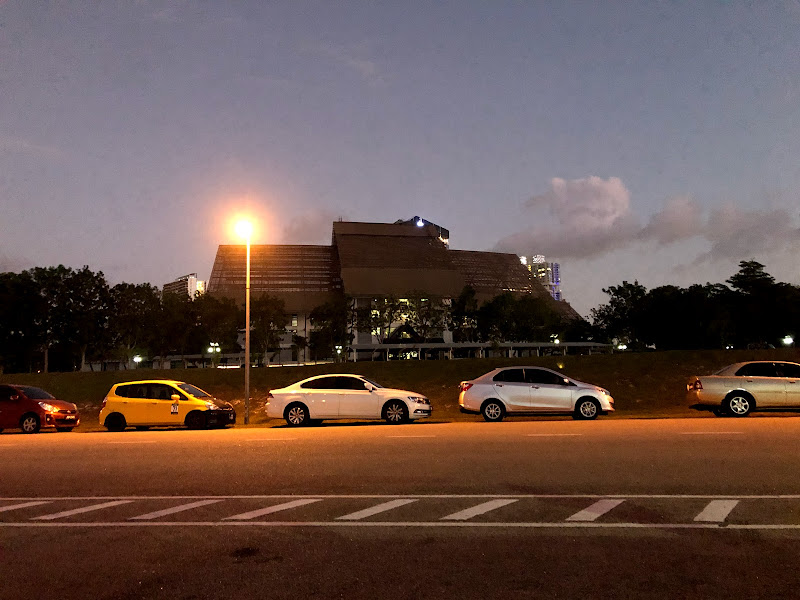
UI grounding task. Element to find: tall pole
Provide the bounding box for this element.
[244,235,251,424]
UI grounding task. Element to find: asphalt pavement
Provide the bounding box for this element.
[3,418,800,599]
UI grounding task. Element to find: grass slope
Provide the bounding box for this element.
[2,349,798,429]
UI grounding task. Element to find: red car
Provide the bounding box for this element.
[0,384,80,433]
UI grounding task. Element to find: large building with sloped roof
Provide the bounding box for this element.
[207,218,579,354]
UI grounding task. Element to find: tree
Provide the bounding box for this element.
[449,286,478,343]
[406,292,447,344]
[309,296,351,361]
[29,265,74,372]
[0,271,41,373]
[590,280,648,347]
[193,293,241,355]
[108,283,162,367]
[250,295,290,364]
[363,296,404,344]
[63,266,111,371]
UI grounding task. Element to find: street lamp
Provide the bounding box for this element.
[236,219,253,424]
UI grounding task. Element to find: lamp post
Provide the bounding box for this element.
[236,220,253,424]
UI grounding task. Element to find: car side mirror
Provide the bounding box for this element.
[171,394,181,402]
[365,384,375,393]
[562,378,570,386]
[9,394,19,401]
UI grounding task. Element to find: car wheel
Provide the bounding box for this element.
[724,392,753,417]
[383,400,409,424]
[104,413,127,432]
[55,427,74,432]
[185,411,207,430]
[285,403,310,427]
[481,400,505,422]
[20,413,41,434]
[574,398,601,420]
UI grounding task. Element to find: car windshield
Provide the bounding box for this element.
[177,383,212,398]
[19,386,55,400]
[362,378,383,389]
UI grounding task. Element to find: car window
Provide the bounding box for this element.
[525,369,564,385]
[119,384,149,398]
[735,363,778,377]
[777,363,800,378]
[177,383,211,398]
[301,377,340,390]
[337,377,369,390]
[150,384,176,400]
[493,369,525,383]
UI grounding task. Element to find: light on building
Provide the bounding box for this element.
[208,342,221,354]
[617,344,628,351]
[783,335,794,347]
[133,355,143,365]
[416,218,424,227]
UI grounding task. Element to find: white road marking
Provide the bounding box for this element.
[387,435,436,438]
[680,432,743,435]
[106,441,157,444]
[32,500,134,521]
[694,499,740,522]
[526,434,583,437]
[441,499,518,521]
[0,501,51,513]
[4,522,797,529]
[6,494,800,500]
[243,438,297,442]
[129,499,224,520]
[566,499,625,522]
[337,499,418,521]
[224,498,323,520]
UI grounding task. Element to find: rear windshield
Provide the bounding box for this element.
[19,386,55,400]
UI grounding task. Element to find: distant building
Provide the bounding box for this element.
[163,273,206,299]
[208,219,580,361]
[520,255,562,301]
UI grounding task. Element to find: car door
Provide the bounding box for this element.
[777,363,800,407]
[525,368,574,411]
[299,377,341,418]
[736,363,785,407]
[336,376,378,418]
[121,383,151,425]
[491,368,531,411]
[148,383,184,425]
[0,385,23,429]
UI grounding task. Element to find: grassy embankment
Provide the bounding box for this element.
[2,348,799,430]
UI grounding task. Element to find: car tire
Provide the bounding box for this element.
[55,427,74,432]
[724,392,753,417]
[481,400,505,422]
[285,403,310,427]
[573,398,601,420]
[383,400,409,424]
[20,413,40,434]
[185,411,207,430]
[105,413,127,432]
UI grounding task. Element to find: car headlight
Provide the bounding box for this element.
[407,396,429,404]
[204,402,216,410]
[38,402,59,413]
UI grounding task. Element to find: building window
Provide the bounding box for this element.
[291,314,298,327]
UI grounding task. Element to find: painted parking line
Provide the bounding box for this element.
[694,499,740,522]
[130,499,224,521]
[243,438,297,442]
[106,441,158,444]
[387,435,436,439]
[526,434,583,437]
[337,499,418,521]
[566,499,625,522]
[32,500,134,521]
[441,499,518,521]
[0,501,51,513]
[224,498,323,521]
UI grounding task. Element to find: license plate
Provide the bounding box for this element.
[64,416,76,420]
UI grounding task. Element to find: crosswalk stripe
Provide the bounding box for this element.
[337,499,417,521]
[694,499,740,522]
[32,500,134,521]
[566,499,625,522]
[129,499,223,520]
[0,501,51,513]
[223,498,323,520]
[441,499,518,521]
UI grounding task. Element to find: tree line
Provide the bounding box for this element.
[591,260,800,350]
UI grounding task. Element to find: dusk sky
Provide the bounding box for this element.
[2,1,800,317]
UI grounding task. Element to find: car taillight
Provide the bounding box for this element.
[459,382,473,392]
[689,380,703,391]
[101,398,107,409]
[267,392,274,400]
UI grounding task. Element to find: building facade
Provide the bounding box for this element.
[163,273,207,299]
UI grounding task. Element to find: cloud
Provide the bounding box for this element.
[495,176,640,258]
[494,176,800,264]
[279,209,345,245]
[316,43,382,84]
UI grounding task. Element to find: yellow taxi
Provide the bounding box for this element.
[99,380,236,431]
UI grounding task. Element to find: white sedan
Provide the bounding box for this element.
[266,374,432,426]
[458,366,615,421]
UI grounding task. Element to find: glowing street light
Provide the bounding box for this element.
[783,335,795,347]
[236,219,253,424]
